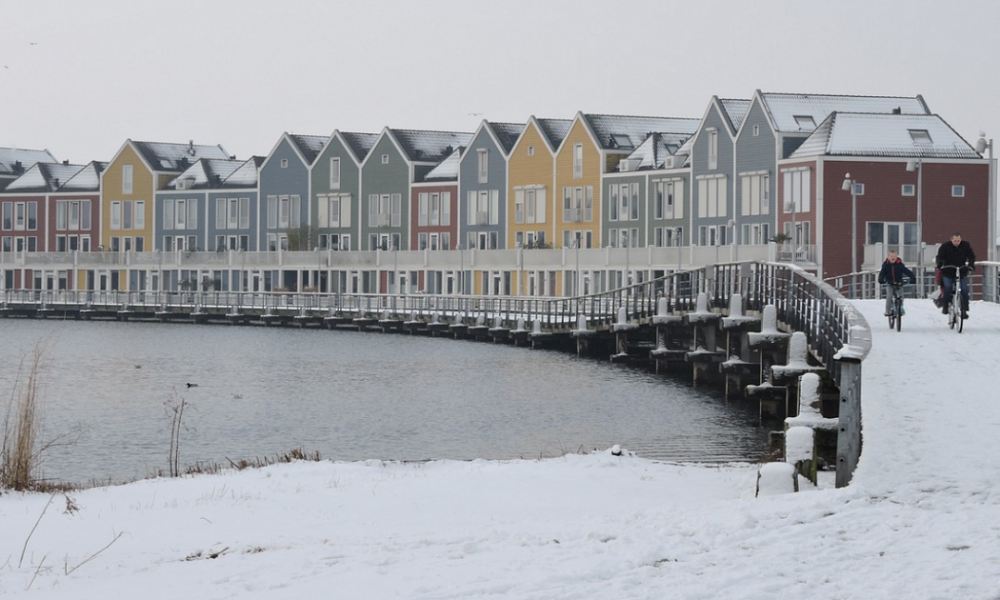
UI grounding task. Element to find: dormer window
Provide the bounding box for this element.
[793,115,816,130]
[909,129,933,144]
[611,134,632,149]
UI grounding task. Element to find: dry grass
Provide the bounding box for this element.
[2,346,44,491]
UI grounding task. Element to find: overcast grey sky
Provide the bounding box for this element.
[2,0,997,165]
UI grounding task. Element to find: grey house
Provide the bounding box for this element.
[157,157,243,253]
[258,133,328,252]
[359,128,471,251]
[735,91,931,249]
[605,132,693,250]
[458,120,523,250]
[688,96,751,248]
[310,130,378,252]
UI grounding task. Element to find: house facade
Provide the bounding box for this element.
[458,121,522,251]
[259,133,328,255]
[311,130,378,252]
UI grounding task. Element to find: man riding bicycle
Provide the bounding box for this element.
[877,249,914,316]
[935,233,976,319]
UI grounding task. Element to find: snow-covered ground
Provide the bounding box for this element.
[2,299,999,599]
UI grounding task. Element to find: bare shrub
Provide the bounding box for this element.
[2,346,44,491]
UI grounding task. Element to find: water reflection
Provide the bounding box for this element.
[0,319,769,485]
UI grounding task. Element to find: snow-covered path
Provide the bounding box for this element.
[0,299,999,599]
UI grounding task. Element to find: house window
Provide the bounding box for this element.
[782,168,811,213]
[514,187,545,225]
[707,129,718,170]
[654,179,684,220]
[527,146,535,156]
[111,202,121,229]
[697,175,727,218]
[853,183,865,195]
[27,202,37,230]
[1,203,10,230]
[902,184,915,196]
[753,124,760,137]
[330,157,341,189]
[122,165,133,194]
[740,172,770,216]
[382,154,389,164]
[367,193,400,228]
[280,159,288,169]
[952,185,965,197]
[909,129,933,144]
[573,143,583,178]
[477,149,488,183]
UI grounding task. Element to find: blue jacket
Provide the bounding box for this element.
[878,258,915,285]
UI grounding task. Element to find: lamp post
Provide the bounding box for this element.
[842,173,860,296]
[392,242,398,294]
[458,243,464,295]
[728,218,737,262]
[675,227,683,273]
[784,200,797,265]
[976,132,995,263]
[906,158,924,294]
[573,234,580,296]
[623,230,630,288]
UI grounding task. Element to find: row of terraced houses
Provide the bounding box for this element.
[0,90,992,296]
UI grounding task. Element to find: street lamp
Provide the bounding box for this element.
[392,242,398,294]
[905,158,924,294]
[784,199,797,265]
[842,173,860,295]
[675,226,683,273]
[458,243,464,295]
[728,218,737,262]
[976,132,995,263]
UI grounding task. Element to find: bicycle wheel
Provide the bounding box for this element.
[948,305,956,329]
[887,310,896,329]
[957,308,964,333]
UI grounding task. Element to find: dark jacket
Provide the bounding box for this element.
[878,257,915,285]
[935,240,976,278]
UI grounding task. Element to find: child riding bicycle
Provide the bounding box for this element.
[877,250,915,316]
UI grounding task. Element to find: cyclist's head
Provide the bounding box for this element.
[951,233,963,246]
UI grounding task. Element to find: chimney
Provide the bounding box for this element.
[188,140,196,156]
[63,160,69,165]
[892,107,901,114]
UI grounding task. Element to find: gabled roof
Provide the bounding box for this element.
[167,158,244,190]
[422,146,464,181]
[387,129,472,163]
[3,162,84,193]
[338,131,379,163]
[288,134,330,165]
[220,156,264,188]
[0,147,57,176]
[536,118,573,150]
[60,161,107,192]
[719,99,752,133]
[757,91,930,134]
[620,132,693,171]
[131,140,231,172]
[790,113,981,159]
[485,122,525,155]
[579,114,700,151]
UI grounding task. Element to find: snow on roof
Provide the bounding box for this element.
[167,158,244,190]
[583,114,700,151]
[338,132,379,162]
[536,118,573,150]
[760,92,929,133]
[390,129,473,163]
[288,134,330,165]
[132,141,230,172]
[60,161,107,192]
[422,146,464,181]
[486,122,525,154]
[622,132,692,170]
[221,156,264,188]
[790,113,981,159]
[0,147,57,176]
[719,98,752,132]
[3,162,84,193]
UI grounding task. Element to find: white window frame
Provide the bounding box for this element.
[477,149,488,184]
[573,143,583,178]
[122,165,133,195]
[329,157,341,190]
[952,185,965,197]
[697,175,727,218]
[902,184,915,196]
[707,129,718,170]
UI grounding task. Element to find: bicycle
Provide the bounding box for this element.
[939,265,970,333]
[883,280,910,331]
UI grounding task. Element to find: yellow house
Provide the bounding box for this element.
[506,116,571,251]
[100,140,229,289]
[554,113,700,251]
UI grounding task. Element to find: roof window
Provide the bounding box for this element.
[908,129,933,144]
[793,115,816,130]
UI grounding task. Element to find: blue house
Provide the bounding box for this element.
[258,133,329,252]
[458,120,523,250]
